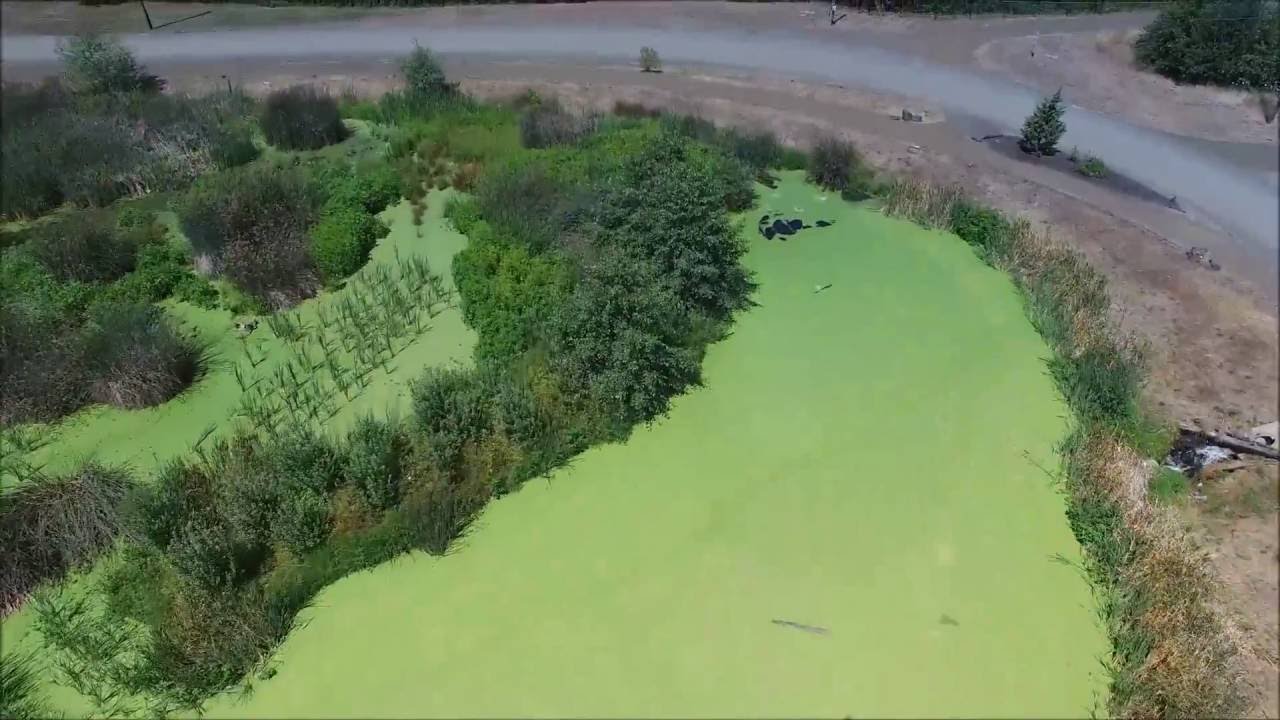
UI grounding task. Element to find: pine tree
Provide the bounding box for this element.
[1019,89,1067,157]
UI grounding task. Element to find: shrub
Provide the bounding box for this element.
[210,120,260,169]
[81,303,203,410]
[806,136,874,198]
[411,367,496,476]
[549,249,701,434]
[28,211,138,284]
[260,86,347,151]
[0,85,256,219]
[310,203,387,283]
[520,99,598,148]
[1077,155,1108,178]
[949,199,1012,261]
[0,463,132,611]
[178,165,321,307]
[1135,0,1279,92]
[591,131,753,319]
[401,44,453,97]
[274,488,331,555]
[475,159,579,251]
[344,416,406,512]
[452,223,573,362]
[1019,89,1067,156]
[56,34,160,95]
[640,46,662,73]
[880,177,964,229]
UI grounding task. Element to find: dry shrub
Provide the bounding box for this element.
[879,176,963,229]
[450,162,483,192]
[84,304,203,410]
[0,463,132,613]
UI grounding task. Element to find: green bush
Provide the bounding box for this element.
[591,131,752,319]
[639,46,662,73]
[1019,90,1067,156]
[549,248,701,434]
[345,416,406,511]
[411,367,496,476]
[310,202,387,283]
[401,44,453,97]
[1135,0,1279,91]
[56,34,161,95]
[452,221,572,362]
[0,84,256,219]
[949,200,1011,261]
[260,85,347,151]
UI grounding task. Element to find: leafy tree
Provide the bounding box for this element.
[640,46,662,73]
[549,248,701,434]
[1019,89,1067,156]
[1135,0,1279,92]
[57,34,161,95]
[401,44,453,97]
[590,131,752,320]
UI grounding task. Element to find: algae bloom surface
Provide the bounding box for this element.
[206,174,1107,717]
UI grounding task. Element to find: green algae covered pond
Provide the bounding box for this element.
[202,174,1107,718]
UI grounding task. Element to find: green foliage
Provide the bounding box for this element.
[639,46,662,72]
[344,416,406,511]
[0,83,257,218]
[27,211,138,284]
[591,130,753,319]
[1135,0,1279,91]
[260,85,348,151]
[80,303,204,410]
[1150,467,1190,504]
[411,367,495,476]
[949,200,1012,262]
[401,44,453,98]
[453,222,572,362]
[1077,154,1108,178]
[1019,89,1067,156]
[310,202,388,283]
[0,653,55,720]
[549,248,702,434]
[57,34,160,95]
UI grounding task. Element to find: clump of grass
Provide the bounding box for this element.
[806,136,876,199]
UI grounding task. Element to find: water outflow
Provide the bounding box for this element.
[4,25,1275,261]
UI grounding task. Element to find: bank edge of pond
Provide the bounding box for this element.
[873,177,1244,717]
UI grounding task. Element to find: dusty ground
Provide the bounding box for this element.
[3,2,1276,714]
[976,29,1280,146]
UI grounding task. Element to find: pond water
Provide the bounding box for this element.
[205,174,1106,717]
